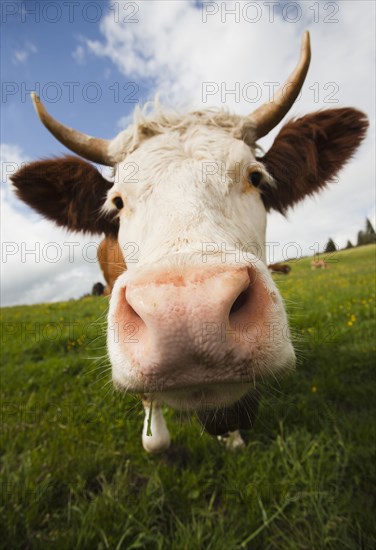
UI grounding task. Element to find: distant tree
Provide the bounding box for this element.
[345,240,353,249]
[365,218,376,237]
[366,218,376,244]
[324,238,337,253]
[358,219,376,246]
[357,230,366,246]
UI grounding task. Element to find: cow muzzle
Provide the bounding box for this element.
[108,264,295,409]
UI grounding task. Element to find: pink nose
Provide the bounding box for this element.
[112,265,274,388]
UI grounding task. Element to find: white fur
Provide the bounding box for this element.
[105,127,271,267]
[107,103,257,163]
[142,401,171,454]
[218,430,246,450]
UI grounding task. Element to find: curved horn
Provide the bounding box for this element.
[250,31,311,139]
[31,93,115,166]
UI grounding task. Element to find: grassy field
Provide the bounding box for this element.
[1,245,375,549]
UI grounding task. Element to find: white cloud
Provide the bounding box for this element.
[86,1,375,116]
[72,44,86,65]
[12,41,38,64]
[1,144,106,307]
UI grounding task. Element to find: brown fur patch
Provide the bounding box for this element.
[98,237,126,294]
[259,108,369,214]
[11,156,119,236]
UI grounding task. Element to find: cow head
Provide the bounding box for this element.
[12,33,368,416]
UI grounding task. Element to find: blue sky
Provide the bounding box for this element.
[1,0,375,306]
[2,1,151,156]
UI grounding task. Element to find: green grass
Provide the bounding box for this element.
[1,245,375,549]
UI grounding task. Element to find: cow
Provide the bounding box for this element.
[268,263,291,275]
[11,33,368,453]
[311,259,328,269]
[92,282,105,296]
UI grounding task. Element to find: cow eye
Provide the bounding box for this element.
[248,171,262,187]
[112,196,124,210]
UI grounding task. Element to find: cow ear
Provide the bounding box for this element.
[11,156,118,236]
[258,108,368,214]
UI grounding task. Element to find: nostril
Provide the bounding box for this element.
[121,289,146,335]
[122,288,145,327]
[230,287,250,317]
[127,301,142,320]
[113,287,147,350]
[125,289,141,319]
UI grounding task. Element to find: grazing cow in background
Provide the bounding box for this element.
[12,33,368,453]
[92,282,105,297]
[268,263,292,275]
[311,259,328,269]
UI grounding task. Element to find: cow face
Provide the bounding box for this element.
[11,32,368,414]
[103,122,293,409]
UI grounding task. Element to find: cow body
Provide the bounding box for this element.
[12,33,368,452]
[311,260,328,269]
[268,263,292,275]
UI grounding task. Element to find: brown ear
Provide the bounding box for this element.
[11,156,118,236]
[259,108,368,214]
